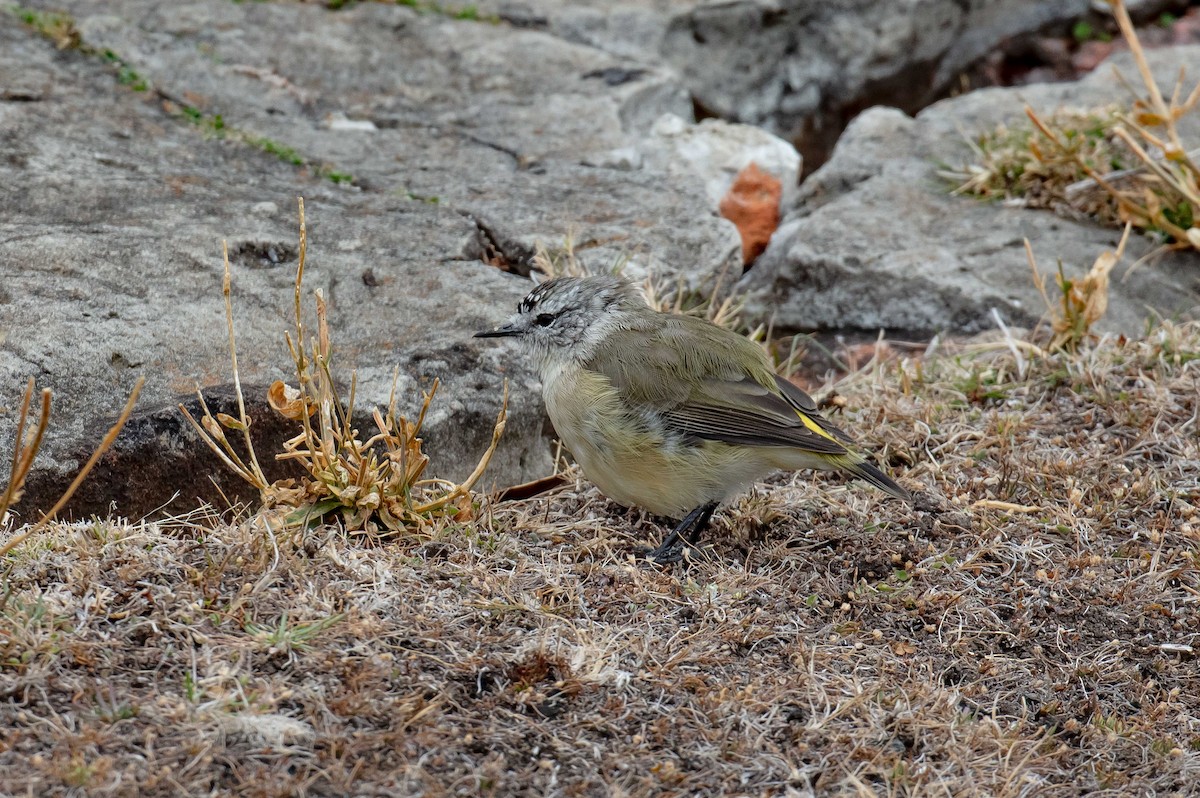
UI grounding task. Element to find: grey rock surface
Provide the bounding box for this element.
[0,2,742,517]
[483,0,1175,164]
[738,46,1200,335]
[64,0,740,282]
[638,113,802,208]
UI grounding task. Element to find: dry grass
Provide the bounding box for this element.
[948,0,1200,254]
[1026,224,1131,354]
[182,199,506,541]
[3,315,1197,796]
[948,105,1131,218]
[0,379,143,558]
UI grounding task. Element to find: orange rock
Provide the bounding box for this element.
[718,162,782,266]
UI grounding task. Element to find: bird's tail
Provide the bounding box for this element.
[843,458,913,503]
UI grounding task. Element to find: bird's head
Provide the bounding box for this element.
[474,275,646,369]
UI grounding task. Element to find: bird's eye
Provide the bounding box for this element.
[535,313,556,327]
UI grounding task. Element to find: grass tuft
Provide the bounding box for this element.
[394,0,499,23]
[947,0,1200,255]
[948,105,1130,214]
[1026,223,1130,353]
[181,198,507,541]
[11,5,80,49]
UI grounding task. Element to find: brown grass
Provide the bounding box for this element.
[181,199,507,541]
[3,316,1197,796]
[0,378,143,558]
[1026,223,1131,354]
[948,0,1200,254]
[949,104,1129,212]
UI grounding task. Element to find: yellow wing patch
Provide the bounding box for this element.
[796,409,839,442]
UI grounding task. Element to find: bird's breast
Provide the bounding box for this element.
[539,365,769,517]
[541,366,632,474]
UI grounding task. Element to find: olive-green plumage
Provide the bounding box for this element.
[475,275,911,555]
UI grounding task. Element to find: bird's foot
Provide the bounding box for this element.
[638,540,690,565]
[636,501,720,566]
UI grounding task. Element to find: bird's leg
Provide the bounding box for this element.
[683,502,719,546]
[645,502,719,564]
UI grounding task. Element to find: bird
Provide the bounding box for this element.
[475,274,911,562]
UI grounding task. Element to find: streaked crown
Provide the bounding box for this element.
[475,275,647,367]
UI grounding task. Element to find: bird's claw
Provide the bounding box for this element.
[637,542,690,565]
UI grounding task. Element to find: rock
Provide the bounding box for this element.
[0,1,747,518]
[738,46,1200,335]
[641,113,801,208]
[483,0,1185,170]
[60,1,739,283]
[581,146,643,171]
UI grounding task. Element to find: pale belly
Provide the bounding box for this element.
[542,367,777,517]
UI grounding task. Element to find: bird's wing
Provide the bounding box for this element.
[586,320,851,455]
[668,376,850,453]
[773,374,856,445]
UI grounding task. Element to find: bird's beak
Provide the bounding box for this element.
[474,322,523,339]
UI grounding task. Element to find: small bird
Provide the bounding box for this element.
[475,275,911,562]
